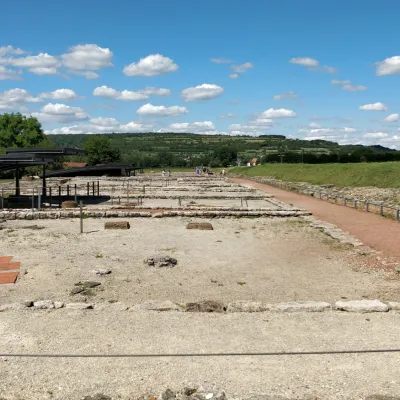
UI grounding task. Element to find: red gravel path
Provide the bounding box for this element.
[231,177,400,261]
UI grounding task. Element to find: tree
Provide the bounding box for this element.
[0,113,50,149]
[84,136,121,165]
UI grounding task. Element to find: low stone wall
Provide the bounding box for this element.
[0,299,397,313]
[0,209,310,220]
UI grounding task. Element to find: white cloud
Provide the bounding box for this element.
[167,121,216,134]
[290,58,336,73]
[309,122,321,128]
[229,73,239,79]
[119,90,148,101]
[45,125,85,135]
[384,113,399,123]
[359,102,388,111]
[0,88,42,109]
[273,91,298,100]
[138,87,171,96]
[136,103,188,117]
[219,113,237,119]
[228,116,274,136]
[89,117,119,127]
[210,58,233,64]
[0,65,22,80]
[376,56,400,76]
[181,84,224,102]
[7,53,60,75]
[61,44,113,72]
[290,57,319,67]
[331,79,367,91]
[32,103,88,123]
[0,46,25,57]
[68,70,100,79]
[46,118,153,134]
[364,132,388,139]
[93,85,148,101]
[261,108,296,118]
[231,62,253,73]
[341,127,357,133]
[93,86,119,99]
[123,54,178,76]
[40,89,78,101]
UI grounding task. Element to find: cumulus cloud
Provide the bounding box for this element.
[165,121,217,134]
[359,102,388,111]
[93,85,148,101]
[309,122,321,128]
[290,57,336,73]
[32,103,88,123]
[0,45,25,57]
[45,117,153,135]
[290,57,319,67]
[341,127,357,133]
[384,113,399,123]
[181,84,224,102]
[40,89,78,101]
[364,132,389,139]
[273,91,298,100]
[231,62,253,73]
[0,65,22,80]
[136,103,188,117]
[228,117,274,136]
[138,87,171,96]
[68,70,99,79]
[123,54,178,76]
[61,44,113,71]
[376,56,400,76]
[260,108,296,118]
[331,79,367,91]
[7,53,60,75]
[0,88,42,110]
[210,58,233,64]
[229,73,239,79]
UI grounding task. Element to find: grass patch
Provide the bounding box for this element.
[229,162,400,188]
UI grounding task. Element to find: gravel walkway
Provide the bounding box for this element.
[232,178,400,263]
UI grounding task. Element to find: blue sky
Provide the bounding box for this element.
[1,0,400,147]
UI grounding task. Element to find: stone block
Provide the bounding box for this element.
[335,299,389,313]
[186,222,214,230]
[104,221,130,230]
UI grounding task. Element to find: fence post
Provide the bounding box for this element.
[354,200,357,209]
[366,202,369,212]
[87,182,89,196]
[111,187,114,206]
[38,192,41,210]
[67,185,70,197]
[49,187,52,205]
[380,205,384,216]
[58,186,62,208]
[97,181,100,196]
[32,187,35,211]
[344,198,346,206]
[1,188,3,209]
[92,181,95,196]
[397,209,400,221]
[74,184,77,203]
[80,201,83,234]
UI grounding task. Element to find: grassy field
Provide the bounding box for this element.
[229,162,400,188]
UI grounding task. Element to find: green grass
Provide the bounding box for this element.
[229,162,400,188]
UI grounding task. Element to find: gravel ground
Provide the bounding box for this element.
[0,217,397,305]
[1,311,400,400]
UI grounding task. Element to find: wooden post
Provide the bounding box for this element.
[80,201,83,234]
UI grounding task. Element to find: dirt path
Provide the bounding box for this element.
[232,178,400,262]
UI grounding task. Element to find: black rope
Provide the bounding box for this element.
[1,348,400,358]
